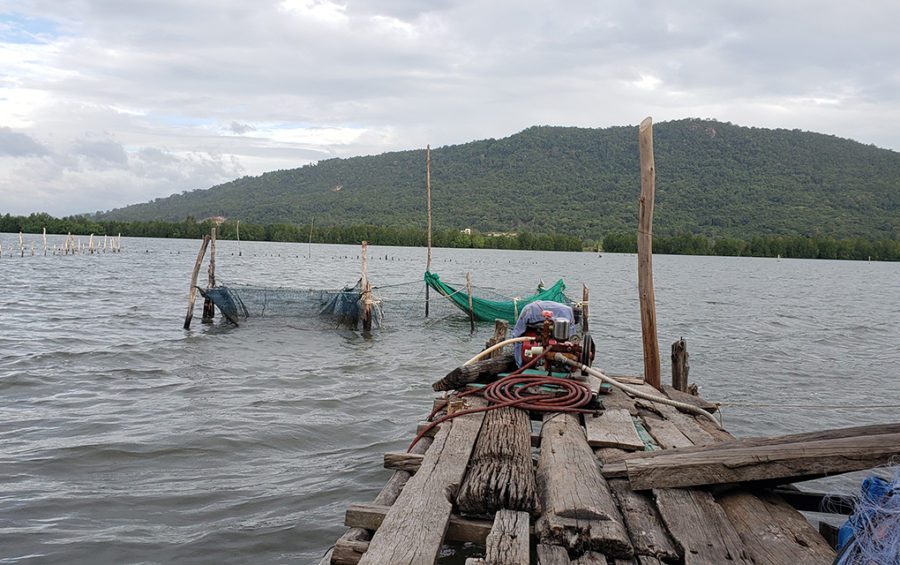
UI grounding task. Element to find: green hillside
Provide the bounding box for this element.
[97,119,899,240]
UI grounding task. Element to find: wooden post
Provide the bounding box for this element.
[466,271,475,334]
[202,226,217,323]
[425,145,432,317]
[236,220,242,256]
[308,219,314,259]
[88,233,94,254]
[484,319,509,358]
[19,231,24,257]
[582,284,590,332]
[117,233,122,252]
[42,228,47,255]
[183,235,211,330]
[361,241,372,331]
[671,338,689,392]
[638,116,661,390]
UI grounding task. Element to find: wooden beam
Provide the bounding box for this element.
[482,509,530,564]
[607,479,678,562]
[585,409,645,450]
[457,407,537,514]
[625,431,900,490]
[383,452,423,473]
[358,398,487,564]
[637,116,660,390]
[654,488,752,564]
[535,413,632,558]
[432,353,516,391]
[717,490,835,563]
[344,503,495,543]
[536,544,570,565]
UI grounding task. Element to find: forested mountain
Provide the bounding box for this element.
[97,119,899,240]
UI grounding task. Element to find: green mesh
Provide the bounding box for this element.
[424,271,571,323]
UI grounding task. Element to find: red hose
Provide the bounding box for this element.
[407,353,595,452]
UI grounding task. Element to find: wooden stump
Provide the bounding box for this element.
[457,407,537,515]
[484,319,510,357]
[671,339,688,392]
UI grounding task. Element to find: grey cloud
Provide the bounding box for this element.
[228,121,255,134]
[71,137,128,168]
[0,127,50,157]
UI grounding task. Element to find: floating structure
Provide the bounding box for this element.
[319,118,898,563]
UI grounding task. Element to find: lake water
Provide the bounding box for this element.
[1,235,898,563]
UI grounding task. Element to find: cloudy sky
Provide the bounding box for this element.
[1,0,899,216]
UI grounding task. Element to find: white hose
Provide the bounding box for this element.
[463,336,532,366]
[553,353,721,427]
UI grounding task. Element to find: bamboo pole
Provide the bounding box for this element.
[184,235,211,330]
[466,271,475,334]
[236,220,241,256]
[202,226,217,323]
[361,241,372,331]
[425,145,432,317]
[638,117,661,390]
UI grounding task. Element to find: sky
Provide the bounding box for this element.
[1,0,899,217]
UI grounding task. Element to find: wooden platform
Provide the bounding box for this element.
[322,377,844,564]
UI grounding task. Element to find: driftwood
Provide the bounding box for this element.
[717,489,835,563]
[654,488,752,564]
[607,479,678,561]
[535,413,632,558]
[358,397,487,564]
[432,353,516,391]
[457,407,537,515]
[625,430,900,490]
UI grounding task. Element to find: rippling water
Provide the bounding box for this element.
[1,235,898,563]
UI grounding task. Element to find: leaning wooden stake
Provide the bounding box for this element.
[202,226,217,323]
[425,145,432,317]
[184,235,211,330]
[466,271,475,334]
[638,116,661,390]
[361,241,372,331]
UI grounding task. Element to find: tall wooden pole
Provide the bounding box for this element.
[202,225,217,323]
[581,284,590,333]
[425,145,432,317]
[42,228,47,255]
[466,271,475,334]
[308,218,314,259]
[236,220,242,256]
[638,117,661,390]
[361,240,372,331]
[184,235,211,330]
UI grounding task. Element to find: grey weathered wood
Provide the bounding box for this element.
[670,339,688,392]
[535,413,632,558]
[603,422,900,478]
[585,409,644,450]
[383,451,424,474]
[626,431,900,490]
[331,540,369,565]
[484,319,510,358]
[358,397,487,564]
[649,403,715,446]
[572,552,608,564]
[465,560,487,565]
[654,488,752,564]
[432,353,516,391]
[457,407,537,515]
[536,544,570,565]
[482,509,530,565]
[344,502,494,543]
[183,235,210,330]
[717,489,835,563]
[607,480,678,561]
[639,416,692,450]
[202,225,217,322]
[419,421,541,448]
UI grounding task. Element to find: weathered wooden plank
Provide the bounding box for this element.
[481,509,530,565]
[383,451,424,473]
[572,552,608,564]
[331,540,369,565]
[654,488,752,564]
[603,422,900,478]
[661,385,718,414]
[418,421,541,448]
[595,447,630,466]
[651,404,715,446]
[639,416,692,449]
[344,503,495,543]
[626,431,900,490]
[457,407,537,514]
[535,413,633,558]
[607,479,678,561]
[585,409,645,450]
[717,489,835,563]
[536,544,570,565]
[600,388,639,415]
[358,397,487,564]
[432,353,516,391]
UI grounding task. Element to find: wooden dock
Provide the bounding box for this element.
[320,358,900,564]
